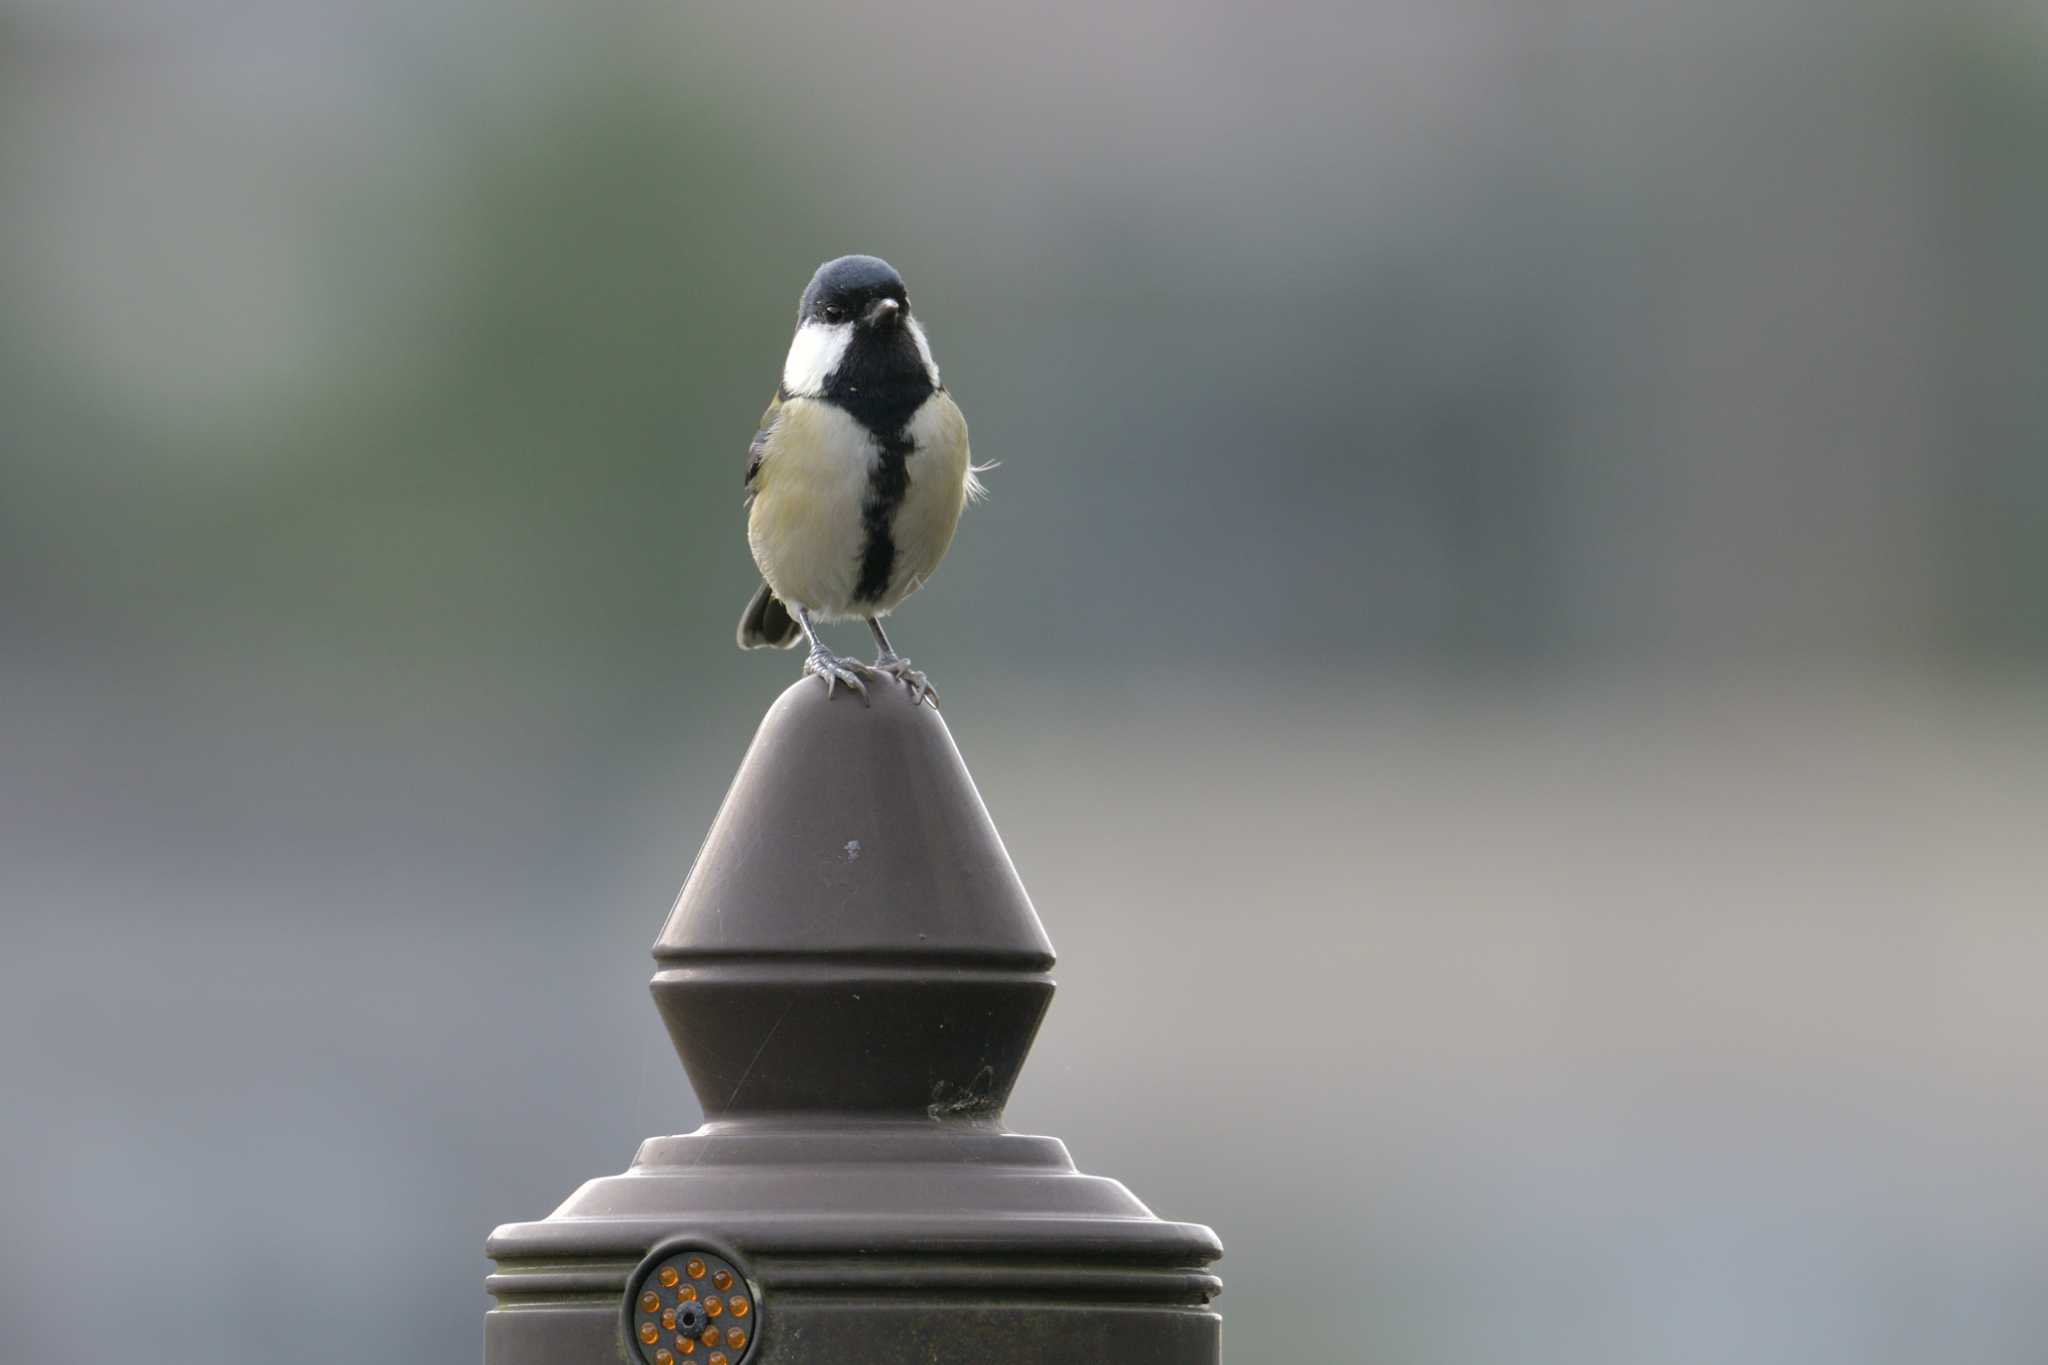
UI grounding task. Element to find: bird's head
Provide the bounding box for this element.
[782,255,939,398]
[800,254,909,331]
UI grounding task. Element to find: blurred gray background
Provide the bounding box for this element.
[3,1,2045,1362]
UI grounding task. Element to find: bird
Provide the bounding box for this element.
[736,255,982,707]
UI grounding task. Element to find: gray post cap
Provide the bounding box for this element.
[652,680,1055,1119]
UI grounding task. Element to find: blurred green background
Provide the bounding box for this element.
[3,2,2045,1362]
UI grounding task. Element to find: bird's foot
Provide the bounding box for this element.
[804,647,871,702]
[872,653,938,708]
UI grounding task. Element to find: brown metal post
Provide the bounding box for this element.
[484,680,1223,1362]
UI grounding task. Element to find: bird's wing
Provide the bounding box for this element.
[743,390,783,504]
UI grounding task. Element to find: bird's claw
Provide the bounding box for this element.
[873,654,938,708]
[804,648,871,703]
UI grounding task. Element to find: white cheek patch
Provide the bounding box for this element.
[906,315,941,387]
[782,320,853,396]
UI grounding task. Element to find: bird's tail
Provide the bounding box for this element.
[737,581,802,650]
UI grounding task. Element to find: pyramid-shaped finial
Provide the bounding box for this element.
[651,681,1056,1119]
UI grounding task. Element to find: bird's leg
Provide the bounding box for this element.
[867,617,937,708]
[794,606,869,702]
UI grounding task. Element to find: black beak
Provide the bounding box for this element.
[863,297,902,327]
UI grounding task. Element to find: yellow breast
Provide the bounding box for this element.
[747,398,874,616]
[746,390,973,620]
[883,392,972,609]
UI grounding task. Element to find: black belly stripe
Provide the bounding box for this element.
[819,325,936,606]
[854,431,913,603]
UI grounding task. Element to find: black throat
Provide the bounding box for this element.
[821,327,934,441]
[822,328,935,604]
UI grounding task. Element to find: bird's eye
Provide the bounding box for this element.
[821,304,844,323]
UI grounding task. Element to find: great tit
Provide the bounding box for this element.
[736,255,981,706]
